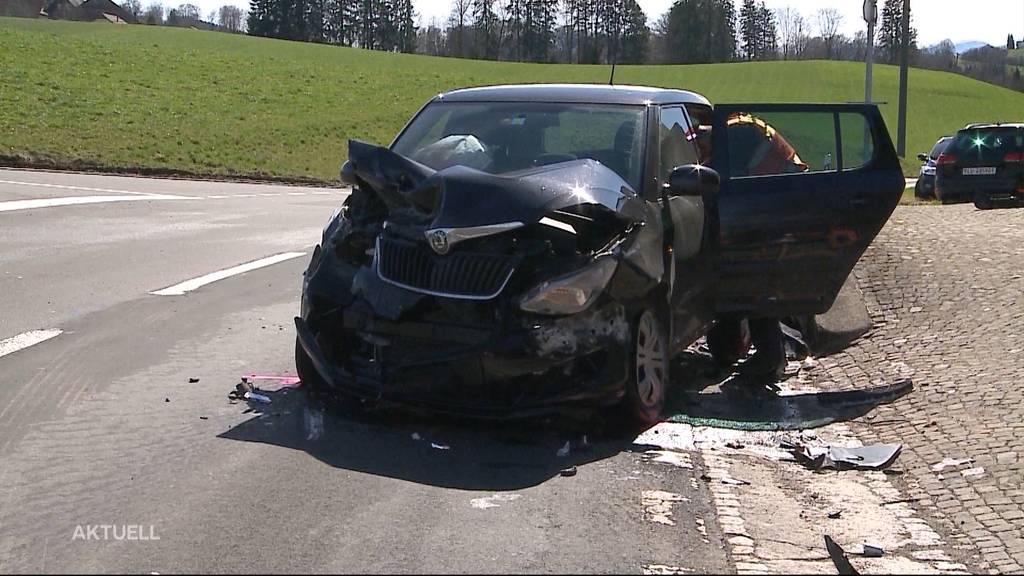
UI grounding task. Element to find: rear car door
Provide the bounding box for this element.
[709,104,904,317]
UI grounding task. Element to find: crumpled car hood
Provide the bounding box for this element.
[344,140,646,228]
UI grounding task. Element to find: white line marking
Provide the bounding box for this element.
[0,329,63,359]
[0,179,184,198]
[287,192,307,196]
[150,252,307,296]
[0,194,191,213]
[312,191,332,195]
[207,195,229,199]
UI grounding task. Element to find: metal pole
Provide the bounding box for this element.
[865,19,875,102]
[896,0,910,157]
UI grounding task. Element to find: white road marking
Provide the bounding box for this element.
[0,329,63,359]
[0,194,191,213]
[150,252,307,296]
[0,179,179,197]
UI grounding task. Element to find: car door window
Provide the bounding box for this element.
[838,112,875,170]
[726,111,837,177]
[659,106,699,183]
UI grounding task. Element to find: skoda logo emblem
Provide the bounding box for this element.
[428,229,449,255]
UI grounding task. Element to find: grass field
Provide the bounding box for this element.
[4,17,1024,182]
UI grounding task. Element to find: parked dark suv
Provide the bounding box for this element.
[914,136,951,199]
[935,124,1024,209]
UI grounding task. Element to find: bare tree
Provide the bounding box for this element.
[816,7,842,59]
[121,0,143,20]
[142,1,164,24]
[776,7,808,60]
[217,4,246,32]
[416,16,447,55]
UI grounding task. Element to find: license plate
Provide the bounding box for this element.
[963,167,997,175]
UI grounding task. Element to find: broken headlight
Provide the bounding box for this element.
[518,258,617,315]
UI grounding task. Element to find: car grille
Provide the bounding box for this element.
[376,236,517,299]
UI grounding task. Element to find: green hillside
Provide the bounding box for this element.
[3,17,1024,182]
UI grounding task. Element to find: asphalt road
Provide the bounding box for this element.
[0,169,728,574]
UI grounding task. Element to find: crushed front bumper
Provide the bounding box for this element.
[295,303,632,419]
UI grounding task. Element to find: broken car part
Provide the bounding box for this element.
[787,442,902,471]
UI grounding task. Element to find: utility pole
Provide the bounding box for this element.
[896,0,910,157]
[864,0,877,102]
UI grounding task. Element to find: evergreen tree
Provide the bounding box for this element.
[877,0,916,64]
[1009,34,1017,50]
[739,0,756,60]
[756,2,777,59]
[472,0,498,59]
[664,0,735,64]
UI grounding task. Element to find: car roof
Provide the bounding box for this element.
[961,123,1024,130]
[435,84,712,106]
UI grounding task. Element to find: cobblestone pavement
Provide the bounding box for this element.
[811,204,1024,573]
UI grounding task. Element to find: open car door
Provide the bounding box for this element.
[709,104,904,317]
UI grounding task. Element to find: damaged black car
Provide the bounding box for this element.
[295,84,905,424]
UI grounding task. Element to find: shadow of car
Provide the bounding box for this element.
[218,386,634,491]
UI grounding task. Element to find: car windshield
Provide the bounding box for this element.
[948,127,1023,163]
[391,101,647,190]
[929,138,951,159]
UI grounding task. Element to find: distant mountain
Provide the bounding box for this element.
[955,41,990,54]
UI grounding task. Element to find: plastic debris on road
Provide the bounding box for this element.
[244,391,271,404]
[786,441,902,471]
[931,457,973,472]
[861,543,885,557]
[824,535,860,576]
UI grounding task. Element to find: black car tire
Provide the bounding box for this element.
[914,179,929,199]
[974,195,993,210]
[622,308,669,427]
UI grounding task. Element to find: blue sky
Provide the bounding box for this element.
[188,0,1022,48]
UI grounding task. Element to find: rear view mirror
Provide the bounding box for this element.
[917,153,928,162]
[668,164,720,197]
[340,160,357,185]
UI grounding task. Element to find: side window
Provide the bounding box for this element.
[684,103,714,164]
[726,111,837,178]
[659,106,699,183]
[838,112,875,170]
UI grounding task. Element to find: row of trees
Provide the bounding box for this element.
[247,0,416,51]
[119,0,246,31]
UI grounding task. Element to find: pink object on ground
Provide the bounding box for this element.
[244,374,302,388]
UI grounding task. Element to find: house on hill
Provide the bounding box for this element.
[0,0,46,18]
[41,0,134,23]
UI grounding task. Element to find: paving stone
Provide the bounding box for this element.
[798,206,1024,575]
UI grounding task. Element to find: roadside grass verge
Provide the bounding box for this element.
[4,18,1024,184]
